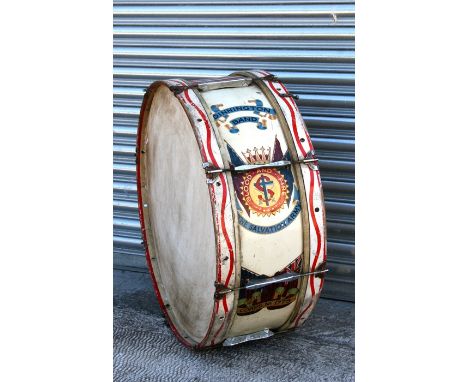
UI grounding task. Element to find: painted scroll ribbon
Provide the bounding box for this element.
[211,99,277,133]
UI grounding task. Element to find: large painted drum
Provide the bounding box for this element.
[137,71,327,348]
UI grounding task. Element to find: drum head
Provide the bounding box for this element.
[141,85,216,343]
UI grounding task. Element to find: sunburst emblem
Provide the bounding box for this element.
[240,168,289,217]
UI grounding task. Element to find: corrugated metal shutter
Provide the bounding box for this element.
[113,0,355,301]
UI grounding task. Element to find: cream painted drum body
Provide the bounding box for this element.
[137,71,327,348]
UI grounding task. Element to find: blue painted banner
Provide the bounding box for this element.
[213,105,276,120]
[230,116,259,126]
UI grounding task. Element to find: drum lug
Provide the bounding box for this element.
[214,282,232,299]
[279,92,300,100]
[299,151,319,170]
[169,84,190,95]
[203,162,222,184]
[313,262,328,279]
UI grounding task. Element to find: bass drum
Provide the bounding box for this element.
[137,71,327,348]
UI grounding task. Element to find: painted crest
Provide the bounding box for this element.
[240,168,288,217]
[227,137,301,234]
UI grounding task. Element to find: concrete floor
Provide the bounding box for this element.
[114,269,354,382]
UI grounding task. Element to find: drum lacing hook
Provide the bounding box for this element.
[203,162,223,184]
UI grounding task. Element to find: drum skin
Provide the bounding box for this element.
[137,70,327,348]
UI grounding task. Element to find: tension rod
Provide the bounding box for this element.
[203,157,318,177]
[214,269,329,299]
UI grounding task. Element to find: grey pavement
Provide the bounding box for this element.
[114,269,354,382]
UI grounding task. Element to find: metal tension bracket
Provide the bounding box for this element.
[203,154,318,183]
[169,76,252,94]
[280,92,299,100]
[214,267,329,299]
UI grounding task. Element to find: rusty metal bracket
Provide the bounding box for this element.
[252,74,278,82]
[279,92,299,100]
[168,84,195,95]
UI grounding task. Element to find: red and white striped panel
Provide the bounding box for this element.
[290,166,327,328]
[251,71,327,328]
[256,71,314,160]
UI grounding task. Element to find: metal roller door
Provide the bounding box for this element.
[113,0,355,301]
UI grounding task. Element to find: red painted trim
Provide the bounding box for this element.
[179,104,233,344]
[137,81,230,349]
[259,74,323,327]
[266,80,307,158]
[197,299,217,349]
[222,296,229,313]
[308,169,322,294]
[210,322,226,346]
[294,169,322,327]
[136,85,193,348]
[172,80,210,164]
[277,82,313,153]
[180,89,224,347]
[178,85,232,347]
[319,170,326,292]
[177,93,209,163]
[219,174,234,287]
[183,89,220,168]
[219,174,234,314]
[197,188,219,347]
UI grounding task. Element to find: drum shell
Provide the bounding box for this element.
[137,71,327,348]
